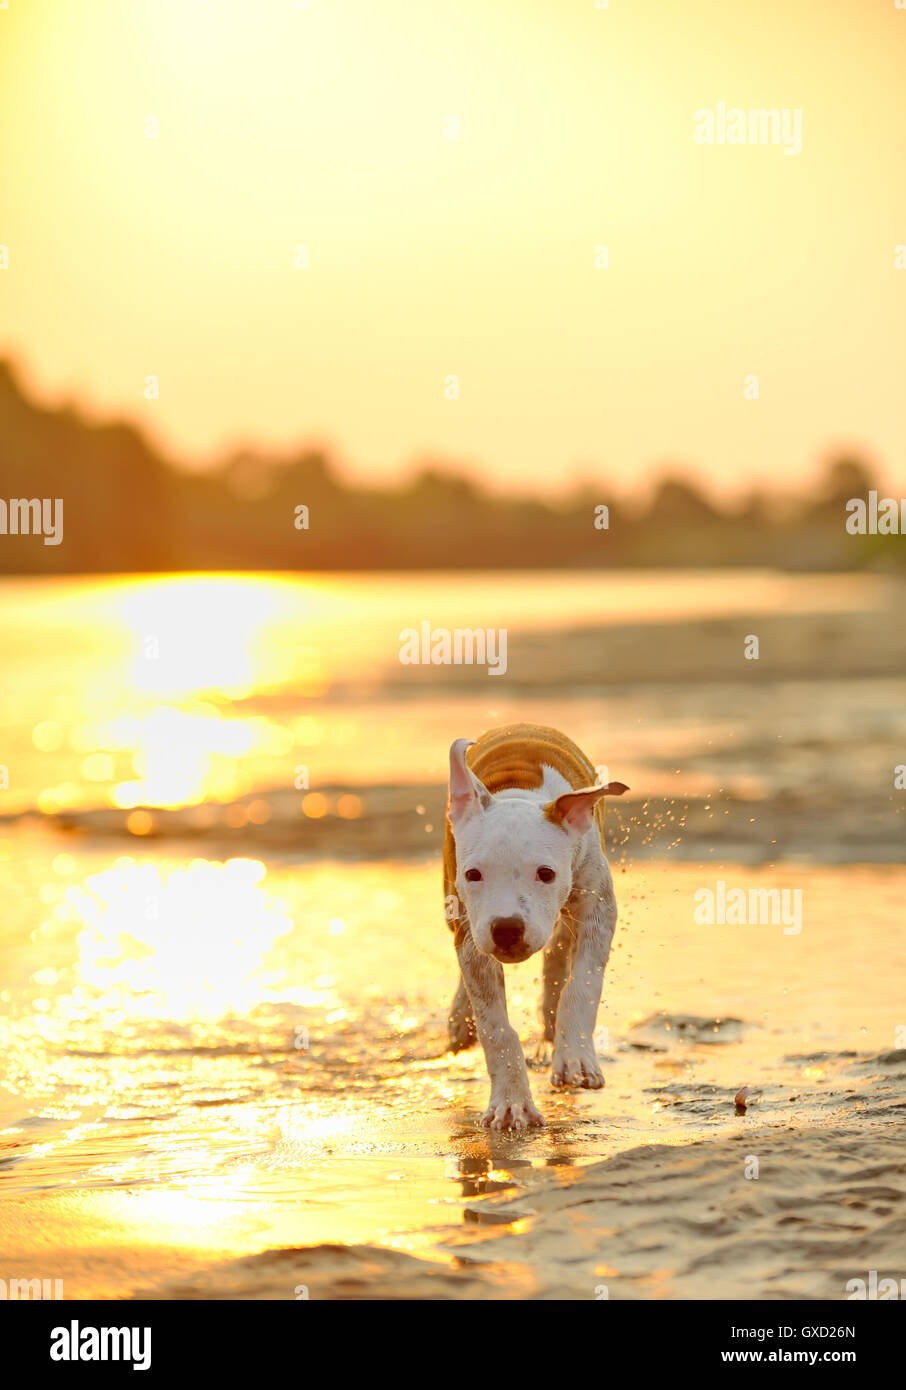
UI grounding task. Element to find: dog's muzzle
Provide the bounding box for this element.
[489,915,532,963]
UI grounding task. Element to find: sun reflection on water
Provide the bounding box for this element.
[106,705,257,808]
[60,856,294,1023]
[117,574,298,699]
[22,575,342,814]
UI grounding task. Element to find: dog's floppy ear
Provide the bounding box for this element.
[543,781,629,834]
[448,738,491,825]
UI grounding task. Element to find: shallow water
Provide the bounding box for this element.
[1,569,899,815]
[1,835,902,1296]
[1,570,903,1298]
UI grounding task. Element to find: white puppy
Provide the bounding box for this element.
[443,723,628,1130]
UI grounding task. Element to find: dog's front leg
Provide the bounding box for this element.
[551,868,616,1090]
[457,933,543,1130]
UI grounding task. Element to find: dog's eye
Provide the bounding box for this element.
[536,866,556,883]
[464,868,482,882]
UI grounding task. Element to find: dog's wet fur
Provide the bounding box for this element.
[443,723,628,1130]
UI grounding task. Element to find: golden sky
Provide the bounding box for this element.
[0,0,903,497]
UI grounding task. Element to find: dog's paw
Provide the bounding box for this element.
[481,1095,545,1131]
[550,1051,605,1089]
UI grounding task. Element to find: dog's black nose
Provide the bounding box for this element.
[490,916,525,952]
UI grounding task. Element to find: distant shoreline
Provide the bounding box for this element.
[0,362,901,575]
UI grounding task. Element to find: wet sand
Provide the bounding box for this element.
[135,1116,906,1301]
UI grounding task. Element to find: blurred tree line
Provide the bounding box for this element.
[0,360,900,573]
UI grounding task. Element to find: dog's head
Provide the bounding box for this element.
[447,738,628,963]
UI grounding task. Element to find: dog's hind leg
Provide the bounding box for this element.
[448,972,477,1052]
[540,915,573,1043]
